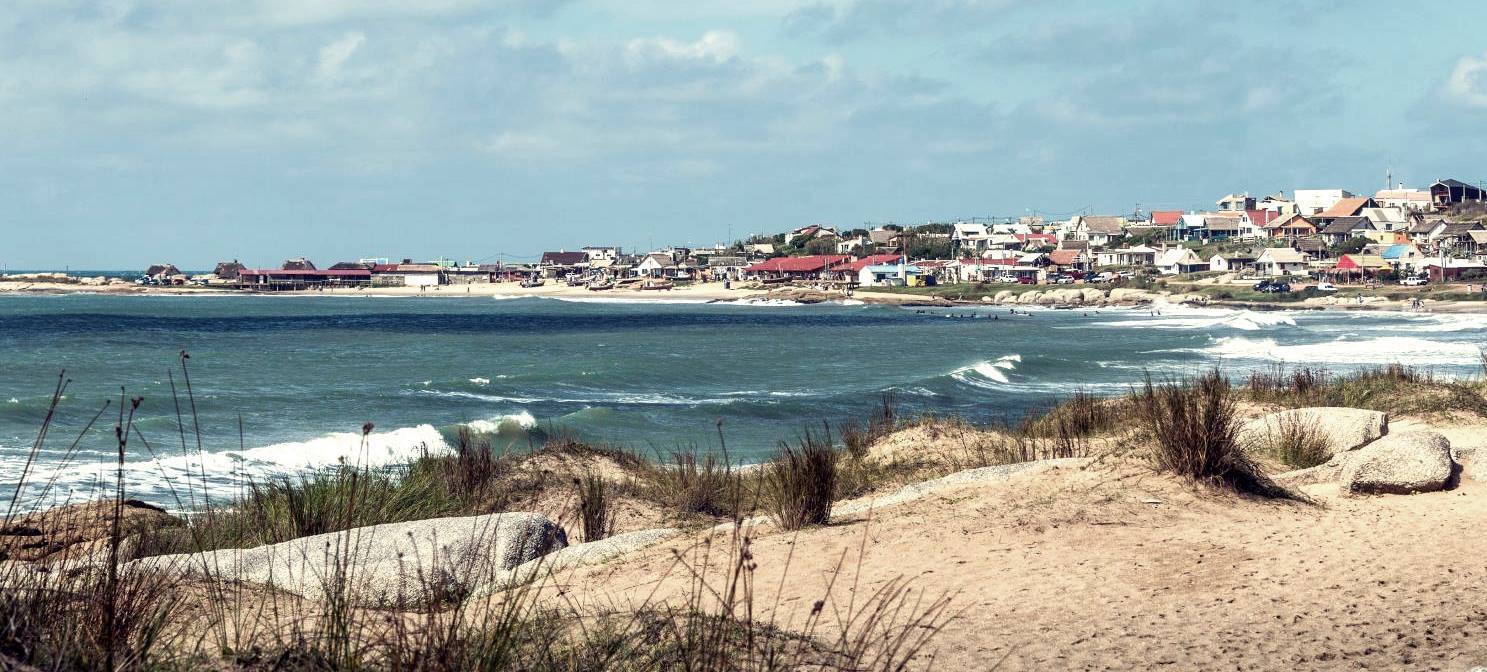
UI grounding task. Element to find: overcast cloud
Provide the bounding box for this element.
[0,0,1482,268]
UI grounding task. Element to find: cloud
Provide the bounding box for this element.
[316,32,365,78]
[1447,51,1487,108]
[784,0,1027,41]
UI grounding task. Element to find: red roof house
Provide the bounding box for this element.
[1150,211,1184,226]
[743,255,851,279]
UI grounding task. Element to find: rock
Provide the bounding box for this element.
[1339,432,1455,495]
[130,512,566,606]
[993,290,1015,303]
[1080,288,1106,303]
[1241,407,1388,458]
[1015,291,1042,304]
[1107,288,1156,304]
[0,499,179,563]
[472,527,679,595]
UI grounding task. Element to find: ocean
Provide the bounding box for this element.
[1,293,1483,508]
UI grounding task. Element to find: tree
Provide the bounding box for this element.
[1329,236,1369,257]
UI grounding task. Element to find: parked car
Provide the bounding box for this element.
[1091,272,1115,283]
[1314,282,1339,292]
[995,274,1018,284]
[1052,275,1076,284]
[1399,276,1428,286]
[1018,275,1036,285]
[1254,280,1291,293]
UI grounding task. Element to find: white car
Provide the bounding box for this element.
[1314,282,1338,292]
[1399,276,1428,286]
[995,274,1019,284]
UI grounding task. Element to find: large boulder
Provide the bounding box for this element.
[1339,431,1455,495]
[1107,288,1156,304]
[1241,407,1388,458]
[1081,288,1106,304]
[130,512,566,606]
[1015,291,1042,304]
[0,499,179,563]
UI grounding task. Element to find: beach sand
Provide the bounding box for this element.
[537,414,1487,670]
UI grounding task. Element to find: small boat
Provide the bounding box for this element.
[519,277,545,288]
[640,279,675,291]
[565,275,586,287]
[1052,304,1076,310]
[587,279,614,291]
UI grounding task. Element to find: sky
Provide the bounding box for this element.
[2,0,1486,269]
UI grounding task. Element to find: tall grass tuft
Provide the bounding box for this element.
[575,472,615,542]
[1136,370,1289,498]
[644,446,747,520]
[1262,415,1333,470]
[761,430,837,530]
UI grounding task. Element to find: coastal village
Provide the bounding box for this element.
[9,178,1487,296]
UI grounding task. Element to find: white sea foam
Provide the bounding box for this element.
[465,411,538,433]
[1205,335,1484,366]
[2,424,450,504]
[1094,306,1297,331]
[950,354,1021,387]
[469,377,491,385]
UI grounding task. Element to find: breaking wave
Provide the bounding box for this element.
[1205,335,1484,366]
[1095,306,1297,331]
[950,354,1022,388]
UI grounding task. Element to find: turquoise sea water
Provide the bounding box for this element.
[1,293,1483,508]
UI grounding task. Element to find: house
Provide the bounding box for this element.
[211,260,245,281]
[143,263,184,284]
[1155,248,1206,275]
[1201,213,1245,241]
[1426,259,1487,282]
[1430,179,1486,208]
[1263,213,1315,239]
[1294,189,1355,216]
[635,253,677,278]
[1209,251,1258,273]
[785,225,838,245]
[1294,237,1329,260]
[1256,247,1308,277]
[1046,248,1089,273]
[952,222,991,253]
[1316,196,1377,219]
[744,243,776,257]
[238,267,372,289]
[1358,207,1408,231]
[539,251,590,278]
[1216,193,1255,212]
[1258,193,1298,215]
[1433,222,1487,253]
[706,256,748,281]
[858,263,925,287]
[1379,244,1427,272]
[835,235,869,255]
[1063,216,1126,249]
[1095,245,1158,268]
[281,257,317,271]
[1374,188,1433,212]
[1319,216,1382,246]
[1332,254,1391,280]
[742,255,850,281]
[827,254,907,282]
[581,246,622,261]
[1408,218,1448,245]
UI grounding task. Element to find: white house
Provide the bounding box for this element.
[952,222,991,253]
[1096,245,1158,267]
[1155,248,1206,275]
[635,253,677,278]
[1256,247,1308,276]
[858,263,921,287]
[1209,251,1258,273]
[1062,216,1127,249]
[1294,189,1355,216]
[1374,188,1433,213]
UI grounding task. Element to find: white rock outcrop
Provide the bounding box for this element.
[130,512,566,606]
[1339,431,1455,495]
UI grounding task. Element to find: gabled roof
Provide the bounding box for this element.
[1150,210,1184,226]
[1047,249,1082,266]
[1317,197,1375,218]
[1321,216,1373,234]
[829,254,906,273]
[1245,210,1279,227]
[1258,247,1306,263]
[1075,216,1126,234]
[1440,221,1486,237]
[540,251,589,266]
[1265,213,1313,230]
[744,255,851,274]
[640,253,676,268]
